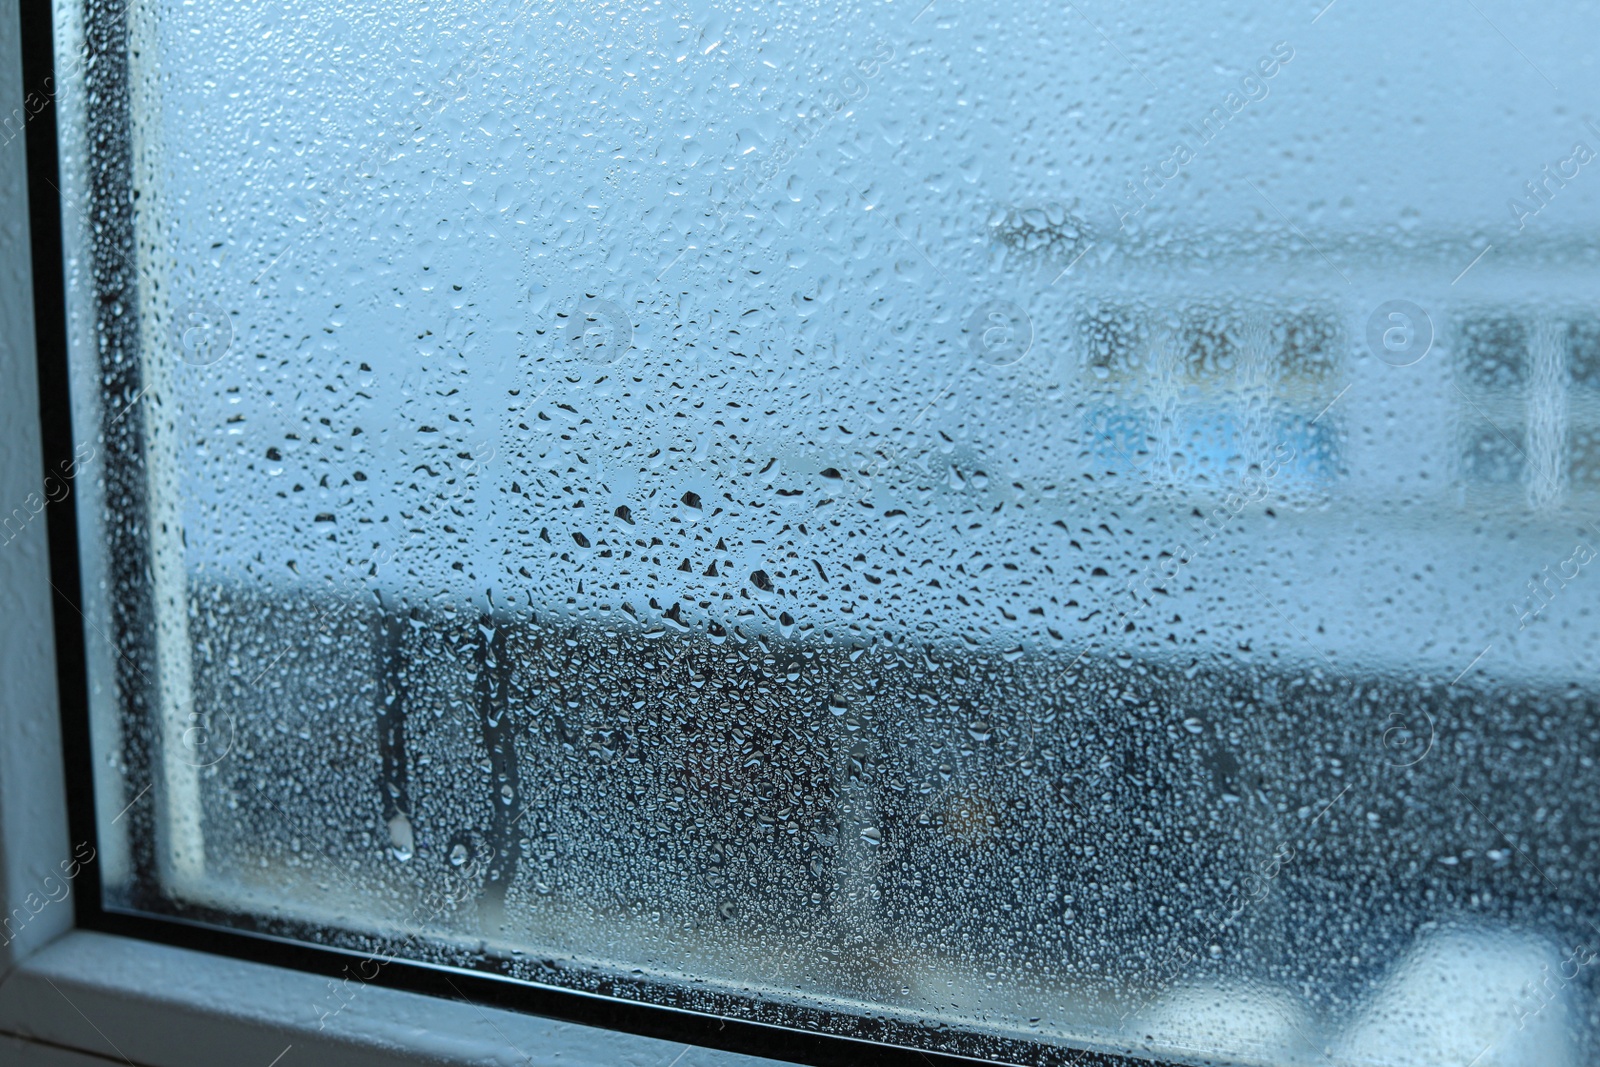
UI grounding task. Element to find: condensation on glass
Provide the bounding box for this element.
[58,0,1600,1063]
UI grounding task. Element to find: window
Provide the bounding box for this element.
[33,0,1600,1064]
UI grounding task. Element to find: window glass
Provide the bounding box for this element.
[68,0,1600,1062]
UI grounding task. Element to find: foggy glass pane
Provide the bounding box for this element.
[63,0,1600,1062]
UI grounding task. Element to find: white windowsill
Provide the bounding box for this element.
[0,929,780,1067]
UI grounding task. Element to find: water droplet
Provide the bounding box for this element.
[387,813,414,862]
